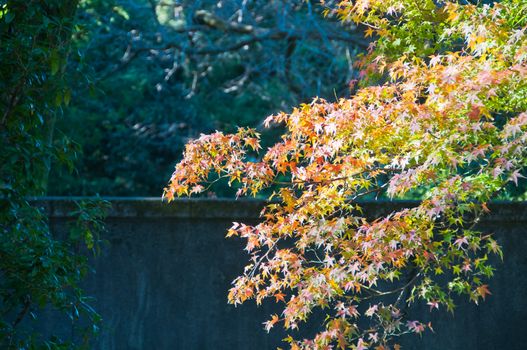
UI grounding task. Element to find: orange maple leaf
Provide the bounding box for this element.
[274,292,286,303]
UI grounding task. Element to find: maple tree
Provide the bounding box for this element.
[165,0,527,349]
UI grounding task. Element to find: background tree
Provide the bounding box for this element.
[166,0,527,349]
[48,0,368,196]
[0,1,108,348]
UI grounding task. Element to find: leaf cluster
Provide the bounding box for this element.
[166,1,527,349]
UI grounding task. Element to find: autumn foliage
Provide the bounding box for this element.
[165,1,527,349]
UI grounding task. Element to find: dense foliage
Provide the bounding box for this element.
[166,0,527,349]
[48,0,367,196]
[0,1,108,348]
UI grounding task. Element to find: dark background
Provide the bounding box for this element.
[48,0,366,197]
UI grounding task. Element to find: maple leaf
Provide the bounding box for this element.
[245,137,261,151]
[365,27,375,38]
[356,338,368,350]
[263,314,280,332]
[274,292,286,303]
[429,55,442,67]
[454,236,468,249]
[407,320,425,334]
[190,185,204,194]
[427,301,439,311]
[365,304,379,317]
[492,166,503,178]
[163,189,174,202]
[476,284,492,300]
[509,170,525,186]
[368,332,379,343]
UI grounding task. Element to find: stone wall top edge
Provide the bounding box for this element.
[31,197,527,222]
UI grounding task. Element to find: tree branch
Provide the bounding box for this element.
[134,28,368,57]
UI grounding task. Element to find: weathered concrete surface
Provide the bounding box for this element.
[36,198,527,349]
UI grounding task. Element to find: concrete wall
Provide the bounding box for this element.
[36,198,527,350]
